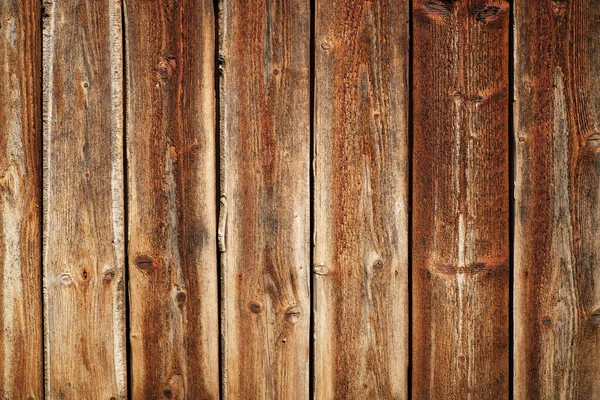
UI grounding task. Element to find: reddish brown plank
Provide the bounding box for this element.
[125,0,219,398]
[219,0,311,398]
[313,1,410,398]
[0,0,43,398]
[514,0,600,398]
[412,0,510,398]
[42,0,126,397]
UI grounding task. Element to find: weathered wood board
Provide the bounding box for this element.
[42,0,126,398]
[125,0,219,398]
[412,0,510,398]
[0,1,43,398]
[219,0,311,398]
[514,0,600,398]
[313,0,410,398]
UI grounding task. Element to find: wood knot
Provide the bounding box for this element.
[423,1,452,18]
[475,5,502,23]
[59,273,73,287]
[135,255,154,272]
[249,301,263,314]
[373,259,384,271]
[314,264,329,275]
[541,316,552,326]
[103,269,116,283]
[273,68,280,75]
[320,42,331,50]
[163,387,173,399]
[590,309,600,325]
[156,58,175,80]
[176,291,187,306]
[285,306,301,324]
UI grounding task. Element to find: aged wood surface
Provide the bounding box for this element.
[0,1,43,398]
[313,1,409,398]
[412,0,510,398]
[42,0,126,398]
[125,0,219,398]
[514,0,600,398]
[219,0,311,398]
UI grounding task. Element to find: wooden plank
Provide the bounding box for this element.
[0,0,43,398]
[219,0,310,397]
[313,1,409,398]
[42,0,126,398]
[412,1,510,398]
[125,0,219,398]
[514,1,600,398]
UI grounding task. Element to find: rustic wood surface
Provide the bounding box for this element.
[42,0,126,398]
[412,0,510,398]
[219,0,311,398]
[313,0,409,398]
[514,0,600,398]
[3,0,600,398]
[0,0,43,398]
[125,0,219,399]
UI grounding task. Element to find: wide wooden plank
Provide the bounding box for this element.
[313,1,409,398]
[0,0,43,398]
[125,0,219,398]
[42,0,126,398]
[514,1,600,398]
[412,1,510,398]
[219,0,311,397]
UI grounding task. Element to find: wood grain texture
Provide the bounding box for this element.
[42,0,126,398]
[514,0,600,398]
[219,0,310,398]
[125,0,219,398]
[412,0,510,398]
[0,0,43,398]
[313,1,409,398]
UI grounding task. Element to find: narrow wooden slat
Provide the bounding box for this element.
[313,1,409,398]
[125,0,219,398]
[412,1,510,398]
[42,0,126,398]
[514,1,600,397]
[0,0,43,398]
[219,0,311,397]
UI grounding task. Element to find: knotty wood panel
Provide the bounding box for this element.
[42,0,126,398]
[514,1,600,398]
[219,0,311,397]
[314,1,409,398]
[412,0,510,398]
[0,1,43,398]
[125,1,219,398]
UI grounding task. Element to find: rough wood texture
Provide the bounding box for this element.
[219,0,311,397]
[514,1,600,398]
[42,0,126,398]
[125,0,219,398]
[412,0,510,398]
[0,1,43,398]
[313,1,409,398]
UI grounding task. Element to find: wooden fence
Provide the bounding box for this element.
[1,0,599,398]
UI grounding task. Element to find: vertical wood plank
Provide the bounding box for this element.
[125,0,219,398]
[219,0,311,398]
[412,0,510,398]
[514,0,600,398]
[0,0,43,398]
[42,0,126,398]
[313,1,409,398]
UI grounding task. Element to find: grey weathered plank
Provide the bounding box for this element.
[0,0,43,398]
[219,0,311,397]
[313,0,410,398]
[42,0,126,397]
